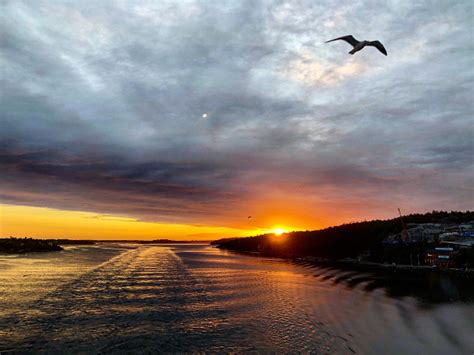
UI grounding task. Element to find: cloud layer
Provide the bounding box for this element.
[1,0,473,228]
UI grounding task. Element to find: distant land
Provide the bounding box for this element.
[212,211,474,271]
[92,239,210,244]
[136,239,210,244]
[0,237,63,254]
[56,239,208,244]
[0,238,209,253]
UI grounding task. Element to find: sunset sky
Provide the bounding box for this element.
[1,1,473,239]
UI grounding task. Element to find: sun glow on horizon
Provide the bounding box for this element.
[0,203,325,241]
[273,228,288,236]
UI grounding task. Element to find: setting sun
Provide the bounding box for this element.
[273,228,288,235]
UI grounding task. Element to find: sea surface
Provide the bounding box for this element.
[0,243,473,353]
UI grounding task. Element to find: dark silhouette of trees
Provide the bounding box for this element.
[214,211,474,261]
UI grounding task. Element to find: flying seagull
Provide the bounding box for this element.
[325,35,387,56]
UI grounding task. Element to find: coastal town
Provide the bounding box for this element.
[381,221,474,268]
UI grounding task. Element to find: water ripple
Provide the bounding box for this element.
[1,244,473,353]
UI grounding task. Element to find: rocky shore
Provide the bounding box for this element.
[0,237,63,253]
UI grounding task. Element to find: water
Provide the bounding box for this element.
[0,244,473,353]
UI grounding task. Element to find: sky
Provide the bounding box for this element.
[1,0,473,239]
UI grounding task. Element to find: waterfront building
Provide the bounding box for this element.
[424,247,460,268]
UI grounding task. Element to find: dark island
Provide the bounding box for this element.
[212,211,474,272]
[0,237,63,254]
[136,239,207,244]
[54,239,96,245]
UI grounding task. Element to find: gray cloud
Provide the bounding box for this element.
[0,0,473,227]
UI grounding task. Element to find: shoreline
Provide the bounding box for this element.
[217,247,474,280]
[0,237,63,254]
[299,257,474,280]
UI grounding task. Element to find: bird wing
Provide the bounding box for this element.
[325,35,359,47]
[367,41,387,55]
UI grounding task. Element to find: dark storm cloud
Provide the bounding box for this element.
[0,0,473,225]
[0,143,244,219]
